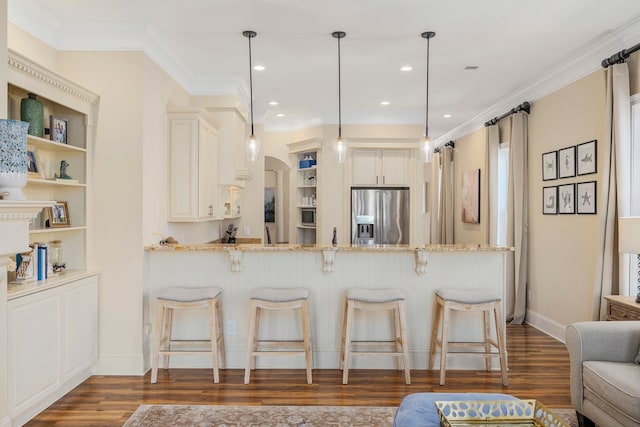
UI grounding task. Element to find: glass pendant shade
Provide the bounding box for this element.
[246,133,261,163]
[420,135,433,163]
[334,136,346,163]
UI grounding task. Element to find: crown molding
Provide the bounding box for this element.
[7,49,99,105]
[434,15,640,146]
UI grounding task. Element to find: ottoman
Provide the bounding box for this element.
[393,392,516,427]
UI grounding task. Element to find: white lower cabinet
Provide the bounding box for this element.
[8,274,99,425]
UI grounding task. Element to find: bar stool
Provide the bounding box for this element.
[150,287,225,384]
[428,289,508,386]
[244,287,313,384]
[340,287,411,385]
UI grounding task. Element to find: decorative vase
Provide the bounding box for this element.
[20,93,44,137]
[0,119,30,200]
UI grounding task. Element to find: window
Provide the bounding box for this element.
[496,142,509,246]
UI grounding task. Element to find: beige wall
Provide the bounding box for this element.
[527,70,607,331]
[453,128,487,244]
[0,5,6,118]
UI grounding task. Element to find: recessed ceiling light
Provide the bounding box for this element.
[269,101,279,106]
[400,66,413,72]
[254,65,265,71]
[276,113,285,117]
[464,65,479,71]
[443,114,452,118]
[380,101,390,106]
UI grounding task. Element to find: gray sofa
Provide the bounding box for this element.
[565,321,640,427]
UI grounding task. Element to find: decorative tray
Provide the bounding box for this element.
[435,399,570,427]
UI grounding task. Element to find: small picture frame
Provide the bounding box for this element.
[50,115,68,144]
[558,146,576,178]
[26,149,39,177]
[542,186,558,215]
[46,201,70,227]
[576,181,597,214]
[576,140,597,176]
[542,151,557,181]
[558,183,575,214]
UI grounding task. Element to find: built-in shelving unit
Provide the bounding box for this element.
[7,83,90,271]
[295,152,318,244]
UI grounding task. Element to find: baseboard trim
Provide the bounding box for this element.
[525,309,567,343]
[0,416,10,427]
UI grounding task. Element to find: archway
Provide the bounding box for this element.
[264,156,290,244]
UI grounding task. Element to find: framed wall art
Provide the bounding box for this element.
[542,151,557,181]
[461,169,480,224]
[576,181,596,214]
[558,183,575,214]
[576,140,597,175]
[558,146,576,178]
[542,186,558,215]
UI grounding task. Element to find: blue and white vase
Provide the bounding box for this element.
[0,119,30,200]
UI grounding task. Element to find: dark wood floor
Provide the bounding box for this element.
[25,323,571,426]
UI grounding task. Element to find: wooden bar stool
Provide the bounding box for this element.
[340,288,411,385]
[150,287,225,384]
[244,287,313,384]
[428,289,508,386]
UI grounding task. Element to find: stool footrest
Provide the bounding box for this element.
[350,351,406,357]
[251,350,307,356]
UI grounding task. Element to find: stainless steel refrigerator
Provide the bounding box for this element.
[351,187,410,245]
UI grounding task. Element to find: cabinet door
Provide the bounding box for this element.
[352,150,379,185]
[380,149,410,186]
[198,121,218,219]
[8,290,60,415]
[169,118,199,220]
[63,276,99,380]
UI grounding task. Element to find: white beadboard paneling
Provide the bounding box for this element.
[146,249,507,370]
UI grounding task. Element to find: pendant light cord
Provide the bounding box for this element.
[425,36,430,137]
[248,33,255,136]
[337,34,342,138]
[421,31,435,139]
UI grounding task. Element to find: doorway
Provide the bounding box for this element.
[264,156,290,244]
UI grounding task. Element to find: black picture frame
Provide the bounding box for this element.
[542,186,558,215]
[576,140,597,176]
[50,115,68,144]
[558,183,575,214]
[576,181,597,214]
[558,146,576,178]
[542,151,557,181]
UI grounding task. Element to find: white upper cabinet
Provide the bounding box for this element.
[168,109,220,221]
[351,148,410,186]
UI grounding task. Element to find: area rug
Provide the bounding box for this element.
[123,405,397,426]
[123,404,578,426]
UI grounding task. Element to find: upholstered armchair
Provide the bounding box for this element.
[565,321,640,427]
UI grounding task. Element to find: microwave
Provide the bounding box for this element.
[301,209,316,225]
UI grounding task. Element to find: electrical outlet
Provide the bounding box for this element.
[226,320,237,336]
[144,323,152,335]
[243,226,250,236]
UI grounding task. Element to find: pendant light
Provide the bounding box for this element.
[420,31,436,163]
[332,31,347,163]
[243,30,261,162]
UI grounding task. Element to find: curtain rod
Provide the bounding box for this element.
[601,41,640,68]
[484,101,530,127]
[434,140,455,153]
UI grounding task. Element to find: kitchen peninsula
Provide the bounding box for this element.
[144,243,512,371]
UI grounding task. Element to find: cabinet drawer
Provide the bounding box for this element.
[608,303,640,321]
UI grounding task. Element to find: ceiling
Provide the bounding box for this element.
[8,0,640,142]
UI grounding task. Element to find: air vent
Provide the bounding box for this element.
[464,65,479,71]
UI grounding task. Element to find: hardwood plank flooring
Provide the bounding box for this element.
[25,324,571,426]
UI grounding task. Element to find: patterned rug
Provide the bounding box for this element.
[123,404,578,426]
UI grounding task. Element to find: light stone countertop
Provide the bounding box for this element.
[145,243,513,252]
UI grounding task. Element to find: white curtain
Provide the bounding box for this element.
[429,146,454,244]
[485,125,500,245]
[593,63,631,320]
[507,113,528,324]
